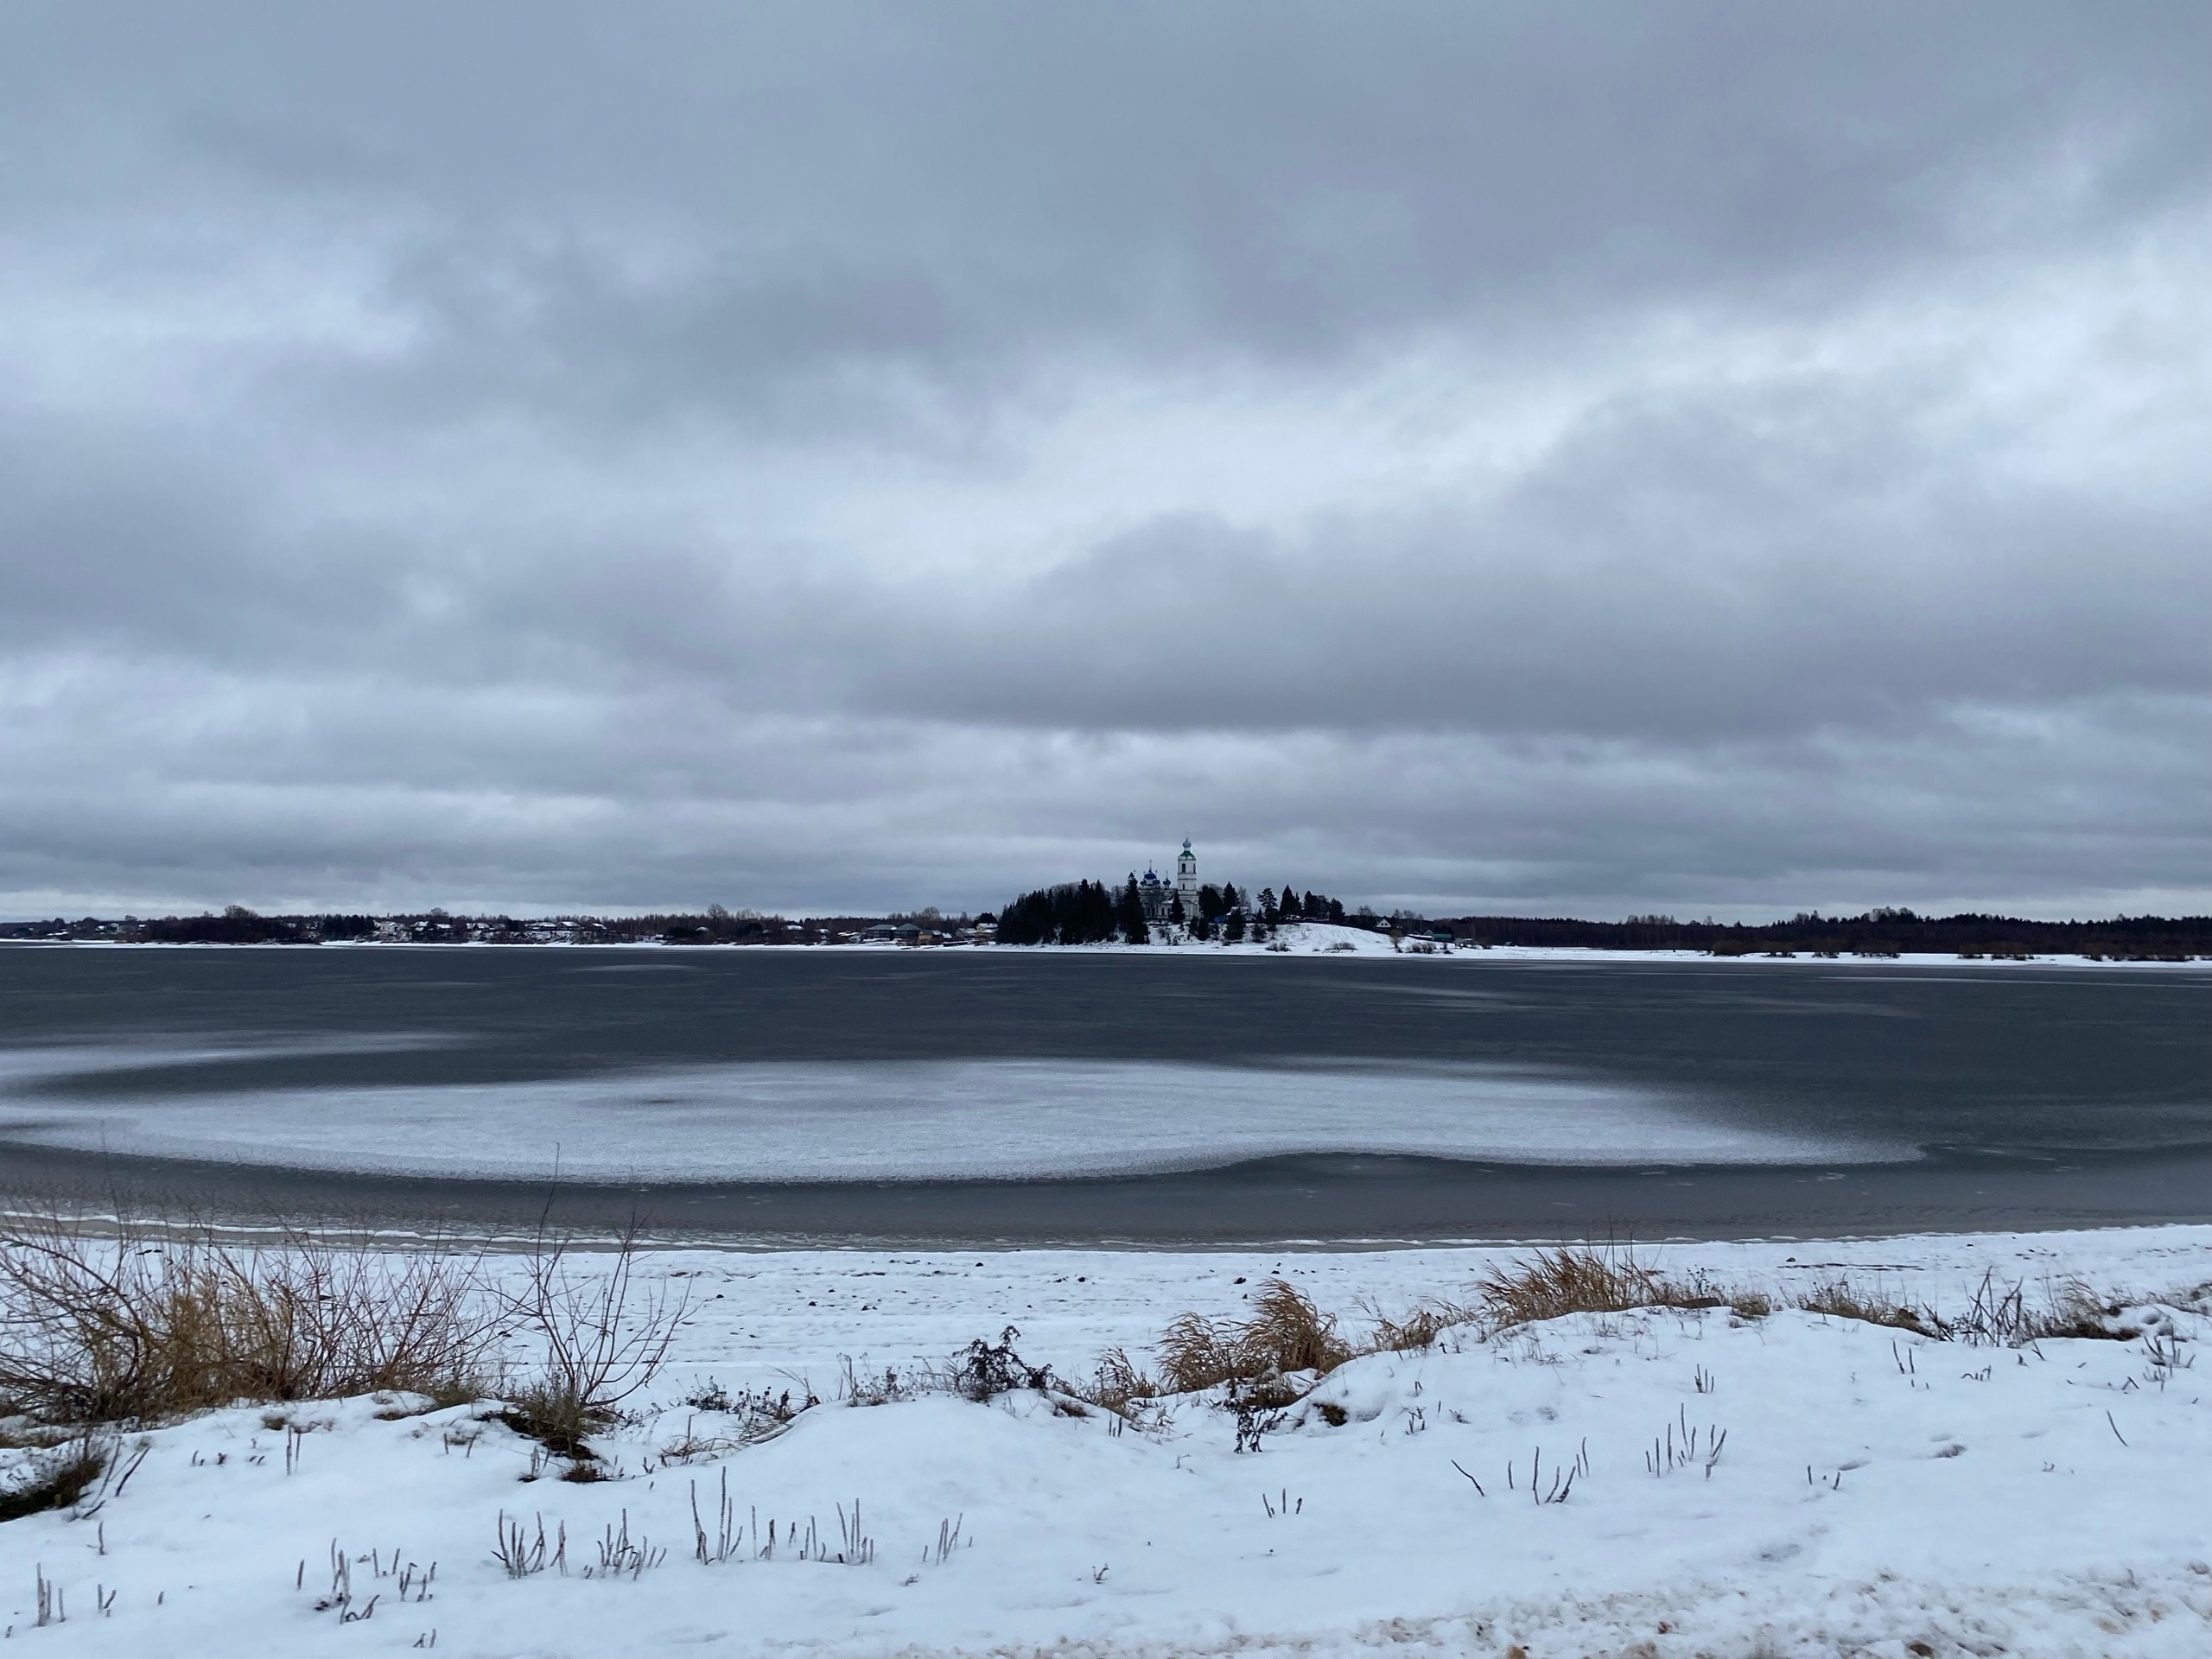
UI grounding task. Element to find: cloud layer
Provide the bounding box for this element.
[2,3,2206,917]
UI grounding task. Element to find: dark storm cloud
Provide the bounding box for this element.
[0,2,2206,916]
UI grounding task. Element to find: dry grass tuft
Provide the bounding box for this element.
[1244,1279,1352,1376]
[1474,1247,1728,1330]
[1156,1280,1352,1393]
[1794,1279,1940,1336]
[1156,1312,1238,1394]
[499,1386,599,1459]
[1078,1346,1158,1414]
[1116,1247,2148,1406]
[1360,1295,1478,1354]
[2033,1278,2118,1339]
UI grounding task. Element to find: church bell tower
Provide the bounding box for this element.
[1175,838,1198,918]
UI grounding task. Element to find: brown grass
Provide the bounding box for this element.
[2025,1278,2126,1341]
[1078,1346,1159,1414]
[0,1203,690,1446]
[1127,1246,2139,1402]
[1795,1278,1940,1336]
[0,1211,499,1425]
[1473,1247,1731,1329]
[1156,1280,1352,1393]
[1138,1249,1765,1400]
[1362,1300,1461,1354]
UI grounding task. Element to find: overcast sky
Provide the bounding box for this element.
[2,3,2206,920]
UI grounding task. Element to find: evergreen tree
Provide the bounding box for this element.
[1327,897,1346,925]
[1224,907,1246,943]
[1119,875,1147,945]
[1220,881,1241,913]
[999,880,1122,945]
[1168,892,1185,926]
[997,888,1056,944]
[1198,884,1224,922]
[1054,879,1116,944]
[1257,887,1277,923]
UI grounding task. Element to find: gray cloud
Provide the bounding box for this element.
[0,3,2206,917]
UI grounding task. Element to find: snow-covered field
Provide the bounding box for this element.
[3,1227,2208,1656]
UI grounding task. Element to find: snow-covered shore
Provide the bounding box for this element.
[3,1227,2208,1656]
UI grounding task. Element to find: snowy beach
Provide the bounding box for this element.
[2,1226,2206,1657]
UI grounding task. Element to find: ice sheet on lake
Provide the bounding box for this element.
[0,1055,1896,1180]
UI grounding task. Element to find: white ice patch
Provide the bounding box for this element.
[0,1056,1893,1180]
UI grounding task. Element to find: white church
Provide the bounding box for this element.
[1134,839,1201,925]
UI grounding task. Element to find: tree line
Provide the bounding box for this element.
[1437,909,2211,960]
[10,902,2206,958]
[990,878,1355,945]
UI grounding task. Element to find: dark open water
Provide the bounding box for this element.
[0,946,2203,1243]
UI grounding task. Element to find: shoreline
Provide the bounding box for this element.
[10,936,2209,966]
[4,1142,2207,1250]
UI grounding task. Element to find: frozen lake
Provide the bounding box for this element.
[0,945,2204,1242]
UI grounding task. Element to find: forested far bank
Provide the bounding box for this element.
[2,904,2206,959]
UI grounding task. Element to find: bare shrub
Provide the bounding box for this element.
[500,1224,688,1452]
[0,1198,712,1458]
[948,1327,1053,1402]
[0,1210,499,1426]
[679,1378,734,1413]
[1156,1280,1351,1393]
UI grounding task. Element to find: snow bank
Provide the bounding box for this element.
[2,1229,2207,1657]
